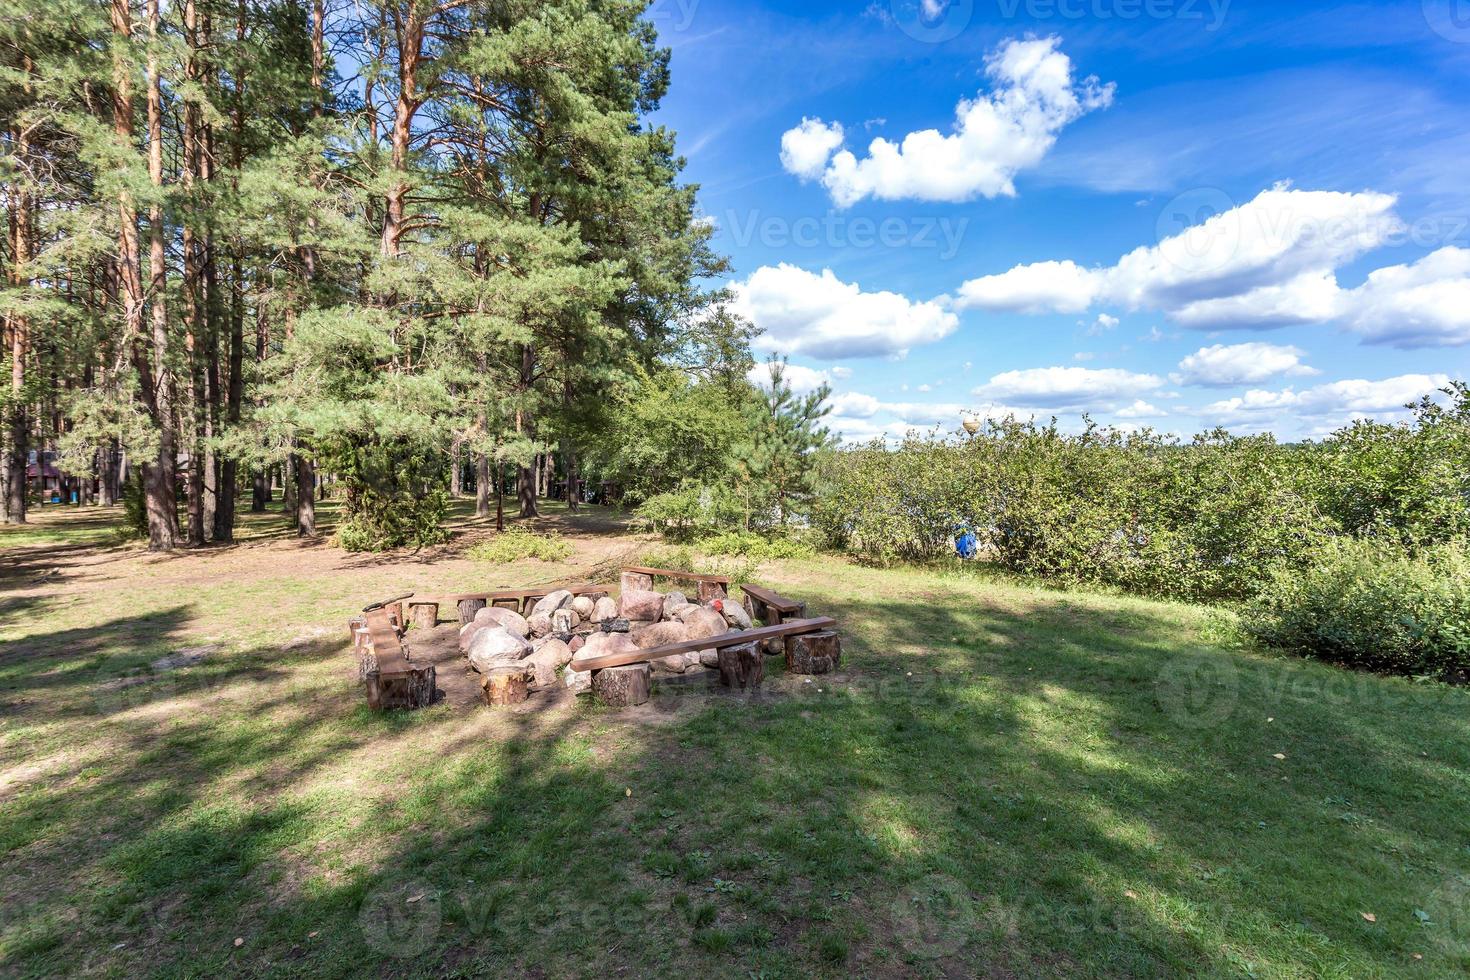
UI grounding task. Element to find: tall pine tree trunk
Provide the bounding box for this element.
[297,455,315,536]
[143,0,180,551]
[475,451,490,519]
[516,344,537,517]
[5,150,28,525]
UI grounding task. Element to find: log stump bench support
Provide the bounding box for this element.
[482,664,532,707]
[356,607,436,710]
[621,566,731,603]
[740,584,808,653]
[785,629,842,675]
[569,616,837,682]
[592,663,652,706]
[409,584,609,626]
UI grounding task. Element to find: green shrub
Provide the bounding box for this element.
[813,420,1331,598]
[700,531,814,561]
[1241,538,1470,678]
[634,481,746,540]
[334,487,449,552]
[120,474,148,540]
[465,526,573,564]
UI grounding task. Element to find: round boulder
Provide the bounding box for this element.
[662,591,689,620]
[713,598,752,630]
[530,589,574,618]
[618,588,665,623]
[474,606,530,639]
[527,611,554,637]
[570,595,596,619]
[590,596,619,623]
[684,607,731,640]
[467,626,533,673]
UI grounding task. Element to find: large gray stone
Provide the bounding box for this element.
[632,620,692,649]
[527,611,554,637]
[590,596,618,623]
[618,588,665,623]
[683,607,730,640]
[458,621,483,652]
[570,595,596,619]
[662,591,689,620]
[530,589,574,617]
[467,626,533,673]
[551,608,581,634]
[524,639,571,688]
[713,598,752,630]
[474,606,530,638]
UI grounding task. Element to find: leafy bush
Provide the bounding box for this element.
[120,474,148,540]
[634,482,746,540]
[1241,538,1470,678]
[700,531,814,561]
[813,420,1331,598]
[465,527,573,563]
[334,485,449,552]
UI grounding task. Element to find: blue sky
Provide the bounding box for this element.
[646,0,1470,442]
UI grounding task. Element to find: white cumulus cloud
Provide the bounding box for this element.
[731,263,959,359]
[1202,374,1451,429]
[952,185,1415,335]
[780,36,1114,207]
[972,366,1164,411]
[956,260,1104,314]
[1342,247,1470,347]
[1173,343,1319,387]
[779,118,845,181]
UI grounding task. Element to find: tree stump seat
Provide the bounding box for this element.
[357,608,436,710]
[784,629,842,675]
[621,566,731,603]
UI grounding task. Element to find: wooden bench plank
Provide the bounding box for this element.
[740,584,805,613]
[364,609,411,675]
[568,617,836,672]
[422,583,607,604]
[622,566,731,585]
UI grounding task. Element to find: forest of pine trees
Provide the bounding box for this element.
[0,0,816,551]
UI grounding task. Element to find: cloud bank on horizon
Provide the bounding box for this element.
[684,20,1470,445]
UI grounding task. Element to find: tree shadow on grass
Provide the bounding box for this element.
[2,589,1468,977]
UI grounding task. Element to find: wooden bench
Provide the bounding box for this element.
[407,583,609,627]
[570,616,837,689]
[621,566,731,603]
[740,583,806,627]
[354,608,435,709]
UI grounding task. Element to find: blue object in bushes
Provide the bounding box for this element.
[954,530,978,560]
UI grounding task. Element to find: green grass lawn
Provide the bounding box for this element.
[1,506,1468,977]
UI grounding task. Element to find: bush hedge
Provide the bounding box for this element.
[1241,538,1470,678]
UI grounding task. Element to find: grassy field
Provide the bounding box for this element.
[2,502,1468,978]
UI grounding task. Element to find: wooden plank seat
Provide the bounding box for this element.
[740,583,806,624]
[407,583,609,626]
[621,566,731,602]
[568,616,836,673]
[356,608,436,710]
